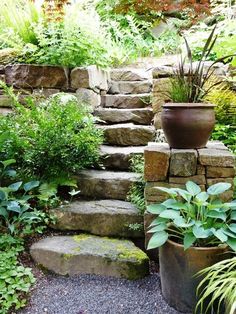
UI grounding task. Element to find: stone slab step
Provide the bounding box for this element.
[99,145,144,170]
[30,234,149,279]
[108,81,152,95]
[76,170,141,200]
[98,123,156,146]
[51,200,143,238]
[94,108,153,125]
[110,69,151,81]
[101,94,151,109]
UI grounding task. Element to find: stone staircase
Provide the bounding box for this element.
[31,68,155,279]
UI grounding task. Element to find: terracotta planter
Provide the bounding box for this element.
[161,103,215,149]
[159,239,230,313]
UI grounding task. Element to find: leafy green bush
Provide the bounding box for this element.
[0,86,103,180]
[212,124,236,153]
[0,235,35,314]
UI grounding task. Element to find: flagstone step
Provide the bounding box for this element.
[108,80,152,95]
[76,170,141,200]
[101,94,151,109]
[94,108,153,125]
[30,234,149,279]
[99,145,144,171]
[51,200,143,238]
[110,68,151,81]
[98,123,155,146]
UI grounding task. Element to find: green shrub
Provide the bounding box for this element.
[212,124,236,153]
[0,234,35,314]
[0,86,103,180]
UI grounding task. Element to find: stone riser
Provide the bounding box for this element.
[51,200,143,238]
[101,94,151,109]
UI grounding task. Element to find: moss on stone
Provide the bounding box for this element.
[116,244,148,263]
[73,234,92,243]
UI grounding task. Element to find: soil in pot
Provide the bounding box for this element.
[161,103,215,149]
[159,239,230,313]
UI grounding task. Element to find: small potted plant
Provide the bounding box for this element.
[162,26,234,149]
[147,181,236,313]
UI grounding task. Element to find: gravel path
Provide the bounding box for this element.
[20,273,182,314]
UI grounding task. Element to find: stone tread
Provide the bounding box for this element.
[99,145,144,170]
[108,80,152,95]
[110,68,152,81]
[101,94,151,109]
[98,123,156,146]
[30,235,149,279]
[76,170,141,200]
[94,108,153,125]
[51,199,143,238]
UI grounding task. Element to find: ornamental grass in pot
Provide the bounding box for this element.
[147,181,236,313]
[162,26,234,149]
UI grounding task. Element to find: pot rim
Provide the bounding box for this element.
[166,238,228,251]
[162,103,215,109]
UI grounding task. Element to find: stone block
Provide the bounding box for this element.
[169,175,206,185]
[144,144,170,181]
[144,182,179,204]
[170,149,197,177]
[101,94,150,109]
[152,65,175,78]
[110,69,151,81]
[5,64,69,88]
[197,165,206,175]
[76,88,101,109]
[71,65,109,91]
[206,166,235,178]
[198,148,235,167]
[109,80,152,95]
[152,78,171,113]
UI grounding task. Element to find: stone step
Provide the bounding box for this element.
[76,170,141,200]
[94,108,153,125]
[98,123,156,146]
[108,80,152,95]
[99,145,144,170]
[51,200,143,238]
[110,69,151,81]
[101,94,151,109]
[30,234,149,279]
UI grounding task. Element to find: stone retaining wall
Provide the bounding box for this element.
[0,64,110,111]
[143,140,235,258]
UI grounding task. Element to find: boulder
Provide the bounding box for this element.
[110,69,151,81]
[76,88,101,109]
[109,81,152,95]
[101,94,150,109]
[170,149,198,177]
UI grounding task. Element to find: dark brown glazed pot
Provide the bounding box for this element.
[161,103,215,149]
[159,239,230,313]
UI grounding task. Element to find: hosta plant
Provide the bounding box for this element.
[147,181,236,251]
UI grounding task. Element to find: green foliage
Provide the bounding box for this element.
[212,124,236,153]
[127,155,145,215]
[0,86,103,180]
[0,159,56,237]
[196,256,236,314]
[169,26,234,102]
[0,234,35,313]
[147,181,236,250]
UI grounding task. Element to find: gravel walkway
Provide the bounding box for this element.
[20,273,183,314]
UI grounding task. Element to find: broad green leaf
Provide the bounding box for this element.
[7,201,21,213]
[149,217,168,227]
[207,182,232,195]
[227,238,236,251]
[193,225,212,239]
[172,188,192,202]
[207,210,226,221]
[23,181,40,192]
[212,228,228,242]
[196,192,209,202]
[147,231,168,250]
[222,229,236,238]
[186,181,201,196]
[5,169,16,178]
[156,187,177,196]
[147,204,166,214]
[1,159,16,169]
[147,223,166,233]
[159,209,180,219]
[8,181,22,192]
[228,224,236,234]
[0,189,7,201]
[174,217,195,228]
[184,232,196,250]
[162,199,177,207]
[0,207,8,219]
[224,202,236,209]
[169,202,188,210]
[231,211,236,220]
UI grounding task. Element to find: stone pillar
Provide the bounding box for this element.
[144,141,235,260]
